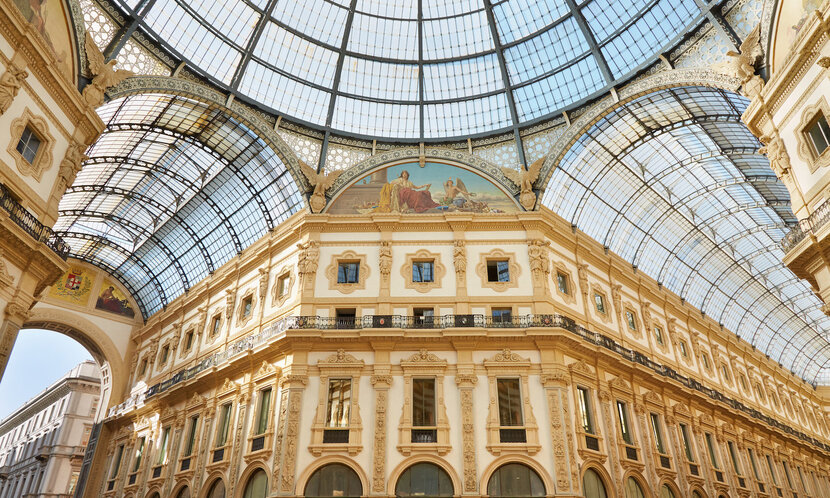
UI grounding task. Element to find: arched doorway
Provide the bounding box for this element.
[486,463,546,497]
[305,463,363,497]
[395,463,454,498]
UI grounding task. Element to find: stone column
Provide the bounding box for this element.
[598,388,623,496]
[455,373,478,494]
[541,369,580,496]
[271,374,307,495]
[227,387,251,498]
[370,373,392,494]
[193,402,216,497]
[0,297,30,380]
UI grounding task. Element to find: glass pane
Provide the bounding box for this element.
[660,485,675,498]
[582,469,607,498]
[305,463,363,497]
[243,469,268,498]
[650,414,664,453]
[617,401,632,444]
[497,379,523,426]
[395,463,453,497]
[412,379,436,426]
[496,261,510,282]
[256,389,271,434]
[811,118,830,155]
[486,463,545,497]
[625,477,645,498]
[185,416,199,456]
[326,379,351,427]
[578,387,594,434]
[207,479,226,498]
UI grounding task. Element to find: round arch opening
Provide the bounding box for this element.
[304,463,363,498]
[625,476,646,498]
[241,468,268,498]
[582,468,609,498]
[395,462,454,498]
[485,462,546,497]
[204,478,226,498]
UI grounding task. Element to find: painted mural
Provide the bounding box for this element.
[328,162,518,214]
[13,0,73,76]
[95,279,135,318]
[49,267,93,305]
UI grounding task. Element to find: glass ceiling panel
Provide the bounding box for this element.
[110,0,703,138]
[55,94,304,318]
[541,86,830,384]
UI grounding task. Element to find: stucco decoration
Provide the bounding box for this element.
[8,108,55,181]
[327,160,519,214]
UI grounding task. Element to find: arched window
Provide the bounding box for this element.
[486,463,545,497]
[395,463,454,497]
[625,477,645,498]
[242,469,268,498]
[692,492,703,498]
[147,493,160,498]
[305,463,363,497]
[582,468,608,498]
[660,484,676,498]
[175,487,190,498]
[206,478,225,498]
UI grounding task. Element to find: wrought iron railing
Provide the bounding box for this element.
[106,312,830,455]
[0,184,69,259]
[780,201,830,253]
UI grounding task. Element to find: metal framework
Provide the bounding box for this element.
[541,86,830,384]
[54,93,304,317]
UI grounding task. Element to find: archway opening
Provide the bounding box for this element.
[242,469,268,498]
[582,468,608,498]
[625,477,646,498]
[206,478,226,498]
[486,463,545,497]
[395,463,454,498]
[305,463,363,498]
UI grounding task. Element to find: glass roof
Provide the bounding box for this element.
[54,93,304,316]
[111,0,705,140]
[542,86,830,384]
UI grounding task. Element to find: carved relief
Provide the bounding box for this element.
[0,62,27,114]
[371,376,391,493]
[460,387,477,492]
[379,240,392,279]
[527,238,550,286]
[299,159,342,213]
[56,138,88,194]
[453,239,466,280]
[271,391,289,493]
[548,389,570,491]
[297,241,320,282]
[83,32,134,108]
[281,391,303,492]
[258,268,269,308]
[500,157,542,210]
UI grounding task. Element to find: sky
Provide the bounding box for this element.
[0,329,94,422]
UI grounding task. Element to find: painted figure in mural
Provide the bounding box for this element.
[375,170,439,213]
[96,284,135,318]
[442,178,474,207]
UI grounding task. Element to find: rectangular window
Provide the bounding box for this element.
[160,345,169,364]
[701,352,710,370]
[766,455,779,485]
[184,331,193,351]
[412,261,434,282]
[616,400,633,445]
[556,272,569,294]
[747,448,760,480]
[679,423,694,461]
[594,293,606,314]
[679,340,688,357]
[739,374,748,391]
[412,378,436,427]
[625,310,637,331]
[782,460,793,488]
[650,413,665,454]
[133,437,145,472]
[577,387,594,434]
[254,388,271,435]
[242,296,253,317]
[110,444,124,479]
[720,364,730,381]
[654,326,664,345]
[184,416,199,457]
[497,379,523,426]
[211,315,221,337]
[808,113,830,156]
[491,307,512,324]
[16,126,41,164]
[705,432,719,469]
[326,379,351,427]
[335,308,356,328]
[728,441,741,475]
[139,359,147,376]
[486,260,510,282]
[277,274,290,297]
[337,262,360,284]
[157,427,170,465]
[215,403,232,447]
[798,466,808,493]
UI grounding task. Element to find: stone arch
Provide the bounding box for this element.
[234,462,269,498]
[296,455,369,497]
[387,455,462,498]
[538,68,743,191]
[327,148,521,204]
[106,76,308,195]
[657,479,682,498]
[478,454,554,496]
[171,482,192,498]
[199,474,227,498]
[145,485,163,498]
[579,463,616,498]
[24,305,128,413]
[689,485,709,498]
[620,470,652,498]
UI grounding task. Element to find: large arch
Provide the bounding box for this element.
[537,78,830,383]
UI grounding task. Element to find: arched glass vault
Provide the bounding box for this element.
[53,93,304,317]
[542,86,830,384]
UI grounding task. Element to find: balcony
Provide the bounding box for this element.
[0,184,68,259]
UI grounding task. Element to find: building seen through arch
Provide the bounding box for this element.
[2,0,830,497]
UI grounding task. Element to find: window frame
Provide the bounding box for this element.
[310,350,364,455]
[326,251,369,293]
[476,249,520,292]
[7,109,55,181]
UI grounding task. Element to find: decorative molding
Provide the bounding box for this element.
[7,107,55,181]
[475,248,520,292]
[325,250,369,294]
[794,97,830,173]
[271,265,295,308]
[452,239,466,281]
[297,240,320,283]
[401,249,446,293]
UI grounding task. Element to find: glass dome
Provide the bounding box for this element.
[112,0,703,140]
